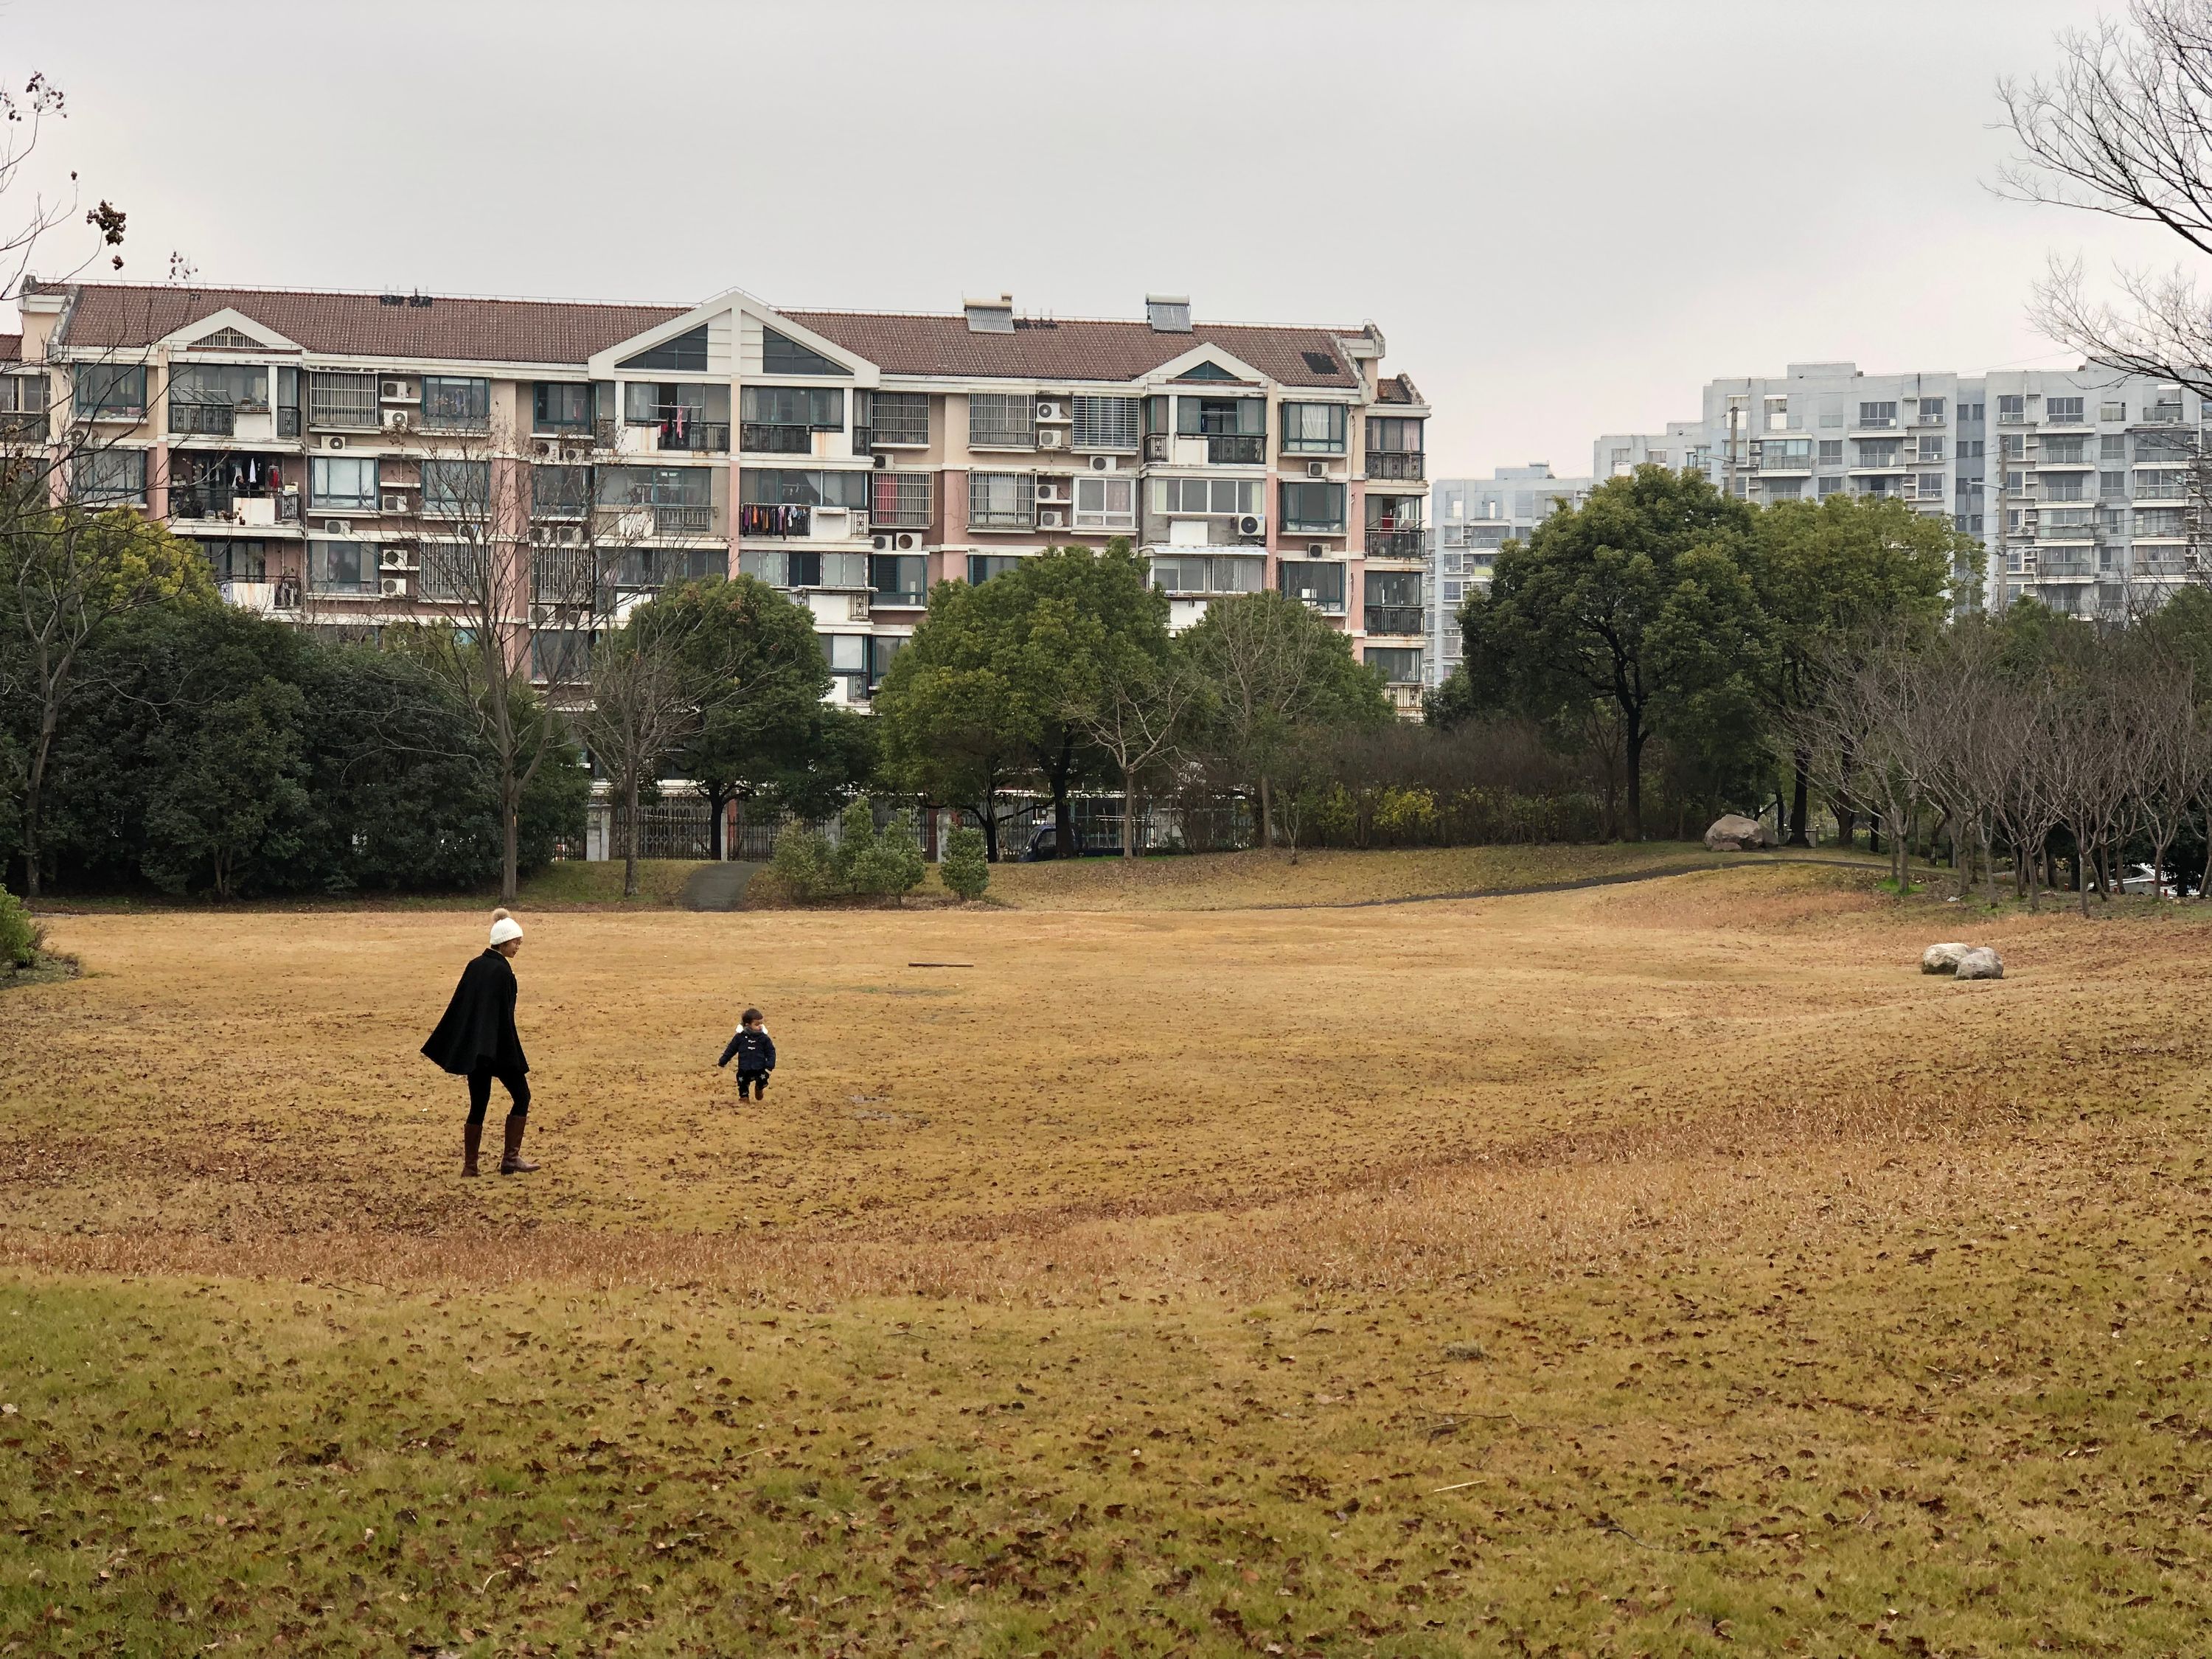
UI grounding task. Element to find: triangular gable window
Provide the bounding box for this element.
[189,326,260,350]
[618,324,709,373]
[762,326,848,378]
[1173,360,1238,381]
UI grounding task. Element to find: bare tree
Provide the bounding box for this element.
[575,627,700,899]
[1062,642,1195,860]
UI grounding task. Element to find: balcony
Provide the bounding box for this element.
[740,422,813,454]
[1364,605,1424,635]
[1851,417,1898,432]
[1758,454,1816,473]
[1366,450,1425,481]
[1204,434,1265,465]
[738,549,869,590]
[655,420,729,454]
[1365,528,1425,558]
[171,487,302,528]
[2032,559,2096,580]
[652,503,715,538]
[277,407,300,439]
[418,408,491,435]
[169,401,237,437]
[307,391,379,431]
[2135,554,2197,577]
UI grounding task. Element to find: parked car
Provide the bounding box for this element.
[1019,824,1116,862]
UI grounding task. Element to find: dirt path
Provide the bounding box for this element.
[680,861,759,911]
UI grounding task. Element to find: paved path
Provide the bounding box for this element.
[681,862,762,912]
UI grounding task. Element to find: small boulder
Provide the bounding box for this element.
[1921,942,1971,974]
[1704,813,1773,852]
[1954,947,2004,981]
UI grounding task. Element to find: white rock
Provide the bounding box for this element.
[1921,942,1971,974]
[1704,813,1773,852]
[1954,947,2004,981]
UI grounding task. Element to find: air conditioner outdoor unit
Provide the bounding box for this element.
[381,493,410,513]
[1307,460,1328,479]
[1037,429,1065,449]
[873,533,894,552]
[1237,513,1264,536]
[1039,509,1066,529]
[324,518,353,536]
[380,379,412,400]
[1035,400,1063,422]
[324,435,347,451]
[894,532,919,551]
[384,410,411,432]
[1307,543,1326,556]
[872,452,891,469]
[380,577,406,597]
[379,548,406,570]
[1089,455,1119,473]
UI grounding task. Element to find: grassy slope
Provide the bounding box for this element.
[4,866,2210,1654]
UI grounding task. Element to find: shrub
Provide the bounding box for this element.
[941,826,990,900]
[769,826,838,901]
[768,799,928,904]
[0,883,43,970]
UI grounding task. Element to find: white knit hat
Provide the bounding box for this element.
[489,916,524,946]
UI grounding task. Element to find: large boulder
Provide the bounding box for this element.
[1704,813,1773,852]
[1921,942,1972,974]
[1954,947,2004,981]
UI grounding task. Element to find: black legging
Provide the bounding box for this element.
[466,1064,530,1126]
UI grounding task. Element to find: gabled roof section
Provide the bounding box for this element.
[778,309,1361,389]
[56,282,686,366]
[167,306,300,355]
[1375,373,1424,406]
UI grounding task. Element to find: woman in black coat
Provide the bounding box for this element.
[421,910,536,1176]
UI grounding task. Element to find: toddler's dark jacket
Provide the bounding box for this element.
[717,1026,776,1073]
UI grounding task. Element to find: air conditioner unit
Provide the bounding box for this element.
[380,577,406,597]
[1237,513,1265,537]
[1035,400,1064,422]
[324,435,347,451]
[380,379,413,401]
[872,452,891,469]
[381,493,410,514]
[1037,429,1065,449]
[324,518,353,536]
[894,532,919,552]
[1089,455,1119,473]
[1307,460,1328,479]
[384,410,411,433]
[873,533,894,552]
[379,548,406,570]
[1039,509,1066,529]
[1307,543,1326,556]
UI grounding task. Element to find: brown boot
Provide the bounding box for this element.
[463,1121,483,1178]
[498,1113,538,1175]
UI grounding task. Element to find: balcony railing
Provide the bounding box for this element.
[653,503,715,537]
[1758,453,1816,471]
[2135,555,2197,577]
[419,408,491,434]
[1144,433,1172,462]
[1366,450,1425,480]
[1852,417,1898,431]
[656,420,729,453]
[1364,605,1425,635]
[740,422,813,454]
[1204,434,1265,465]
[1284,519,1347,535]
[168,401,236,436]
[2032,560,2096,580]
[1365,528,1425,557]
[170,487,302,526]
[308,392,378,431]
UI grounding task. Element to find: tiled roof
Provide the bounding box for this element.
[55,283,686,365]
[1376,373,1422,405]
[0,333,18,363]
[781,310,1363,389]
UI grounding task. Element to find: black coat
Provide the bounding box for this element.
[422,950,528,1076]
[717,1026,776,1073]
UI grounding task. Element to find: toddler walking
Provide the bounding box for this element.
[717,1007,776,1100]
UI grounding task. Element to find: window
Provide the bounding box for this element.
[2000,434,2026,459]
[1366,647,1422,684]
[1764,395,1790,433]
[1175,396,1266,437]
[738,385,841,429]
[74,363,146,419]
[740,469,866,507]
[1074,474,1135,531]
[1070,395,1139,452]
[1364,568,1422,630]
[1818,439,1843,465]
[1279,480,1346,532]
[1857,400,1897,428]
[2047,396,2085,423]
[200,540,267,582]
[1917,473,1947,499]
[871,554,927,605]
[2136,507,2186,537]
[76,448,146,502]
[420,375,489,430]
[967,554,1025,584]
[417,546,480,602]
[310,455,379,511]
[0,372,47,415]
[1150,554,1262,596]
[1916,437,1946,462]
[1280,402,1348,453]
[2101,470,2128,498]
[1764,477,1804,498]
[968,471,1034,529]
[2007,470,2025,491]
[1153,477,1260,516]
[1366,416,1425,453]
[871,392,930,447]
[1172,360,1239,380]
[422,459,490,516]
[1997,394,2025,420]
[532,630,592,684]
[1277,558,1346,609]
[2040,436,2085,464]
[2136,468,2190,498]
[534,383,592,431]
[532,465,591,519]
[1855,439,1902,467]
[761,326,844,377]
[619,324,709,374]
[870,470,931,528]
[969,393,1035,449]
[308,540,375,594]
[1921,397,1946,420]
[1763,439,1813,467]
[169,362,268,412]
[2152,394,2187,423]
[308,372,377,430]
[2101,400,2128,422]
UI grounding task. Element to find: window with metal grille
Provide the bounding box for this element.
[1070,395,1138,452]
[870,471,931,528]
[309,372,377,430]
[870,392,930,447]
[969,394,1035,448]
[969,471,1034,529]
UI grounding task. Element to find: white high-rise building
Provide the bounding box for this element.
[1424,465,1593,688]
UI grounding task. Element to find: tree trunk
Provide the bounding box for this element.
[501,779,521,904]
[1834,801,1856,850]
[1258,773,1275,849]
[979,799,1000,863]
[1622,709,1646,843]
[1868,810,1882,856]
[1050,737,1075,860]
[706,787,727,860]
[623,772,641,899]
[1121,765,1138,860]
[1787,748,1812,846]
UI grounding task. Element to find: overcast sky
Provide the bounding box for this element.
[2,0,2177,479]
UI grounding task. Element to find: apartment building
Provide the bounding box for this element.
[15,280,1429,709]
[1424,465,1594,688]
[1596,361,2212,616]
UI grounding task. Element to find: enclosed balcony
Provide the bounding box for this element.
[169,452,302,528]
[1365,449,1426,481]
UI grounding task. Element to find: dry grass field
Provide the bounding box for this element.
[4,859,2211,1655]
